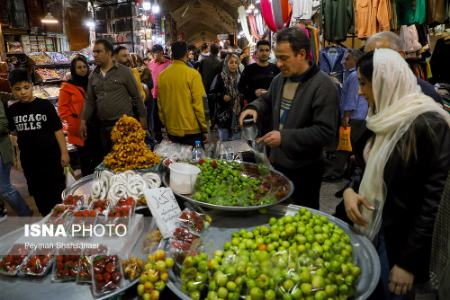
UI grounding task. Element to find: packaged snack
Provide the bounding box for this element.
[179,209,211,233]
[91,255,123,297]
[90,199,110,215]
[21,249,53,276]
[115,197,136,210]
[173,227,200,244]
[69,210,97,237]
[0,244,30,276]
[141,229,162,254]
[76,245,108,283]
[121,256,144,281]
[52,248,81,282]
[63,194,84,207]
[107,206,132,234]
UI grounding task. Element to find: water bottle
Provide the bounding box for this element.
[192,140,205,163]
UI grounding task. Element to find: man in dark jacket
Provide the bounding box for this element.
[199,44,222,122]
[364,31,443,105]
[240,27,340,209]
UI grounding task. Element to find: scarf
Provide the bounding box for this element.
[356,49,450,241]
[220,61,242,133]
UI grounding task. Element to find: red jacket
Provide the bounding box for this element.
[58,82,85,146]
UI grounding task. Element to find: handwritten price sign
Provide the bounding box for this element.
[144,187,182,238]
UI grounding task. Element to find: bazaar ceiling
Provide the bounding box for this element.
[159,0,242,44]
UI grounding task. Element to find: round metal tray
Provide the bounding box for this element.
[162,161,294,211]
[61,175,148,211]
[166,204,380,300]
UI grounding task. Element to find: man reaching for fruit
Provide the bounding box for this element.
[239,27,339,209]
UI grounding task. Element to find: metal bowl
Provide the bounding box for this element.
[162,161,294,211]
[166,204,380,300]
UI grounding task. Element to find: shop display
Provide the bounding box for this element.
[53,248,82,282]
[104,115,160,172]
[35,68,60,82]
[136,249,174,299]
[178,208,361,300]
[0,244,30,276]
[77,245,109,284]
[142,230,163,254]
[122,256,145,281]
[21,249,53,277]
[92,255,123,297]
[192,159,291,208]
[29,52,52,65]
[91,170,161,205]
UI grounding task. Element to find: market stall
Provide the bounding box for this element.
[0,115,380,300]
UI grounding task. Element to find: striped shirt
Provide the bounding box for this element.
[279,79,299,130]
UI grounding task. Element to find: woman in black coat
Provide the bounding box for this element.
[342,49,450,299]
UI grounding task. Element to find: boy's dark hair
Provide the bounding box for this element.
[171,41,188,60]
[210,43,220,56]
[276,27,310,55]
[94,39,113,54]
[356,51,374,82]
[113,45,128,56]
[9,68,32,86]
[256,40,270,49]
[151,44,164,53]
[201,43,208,51]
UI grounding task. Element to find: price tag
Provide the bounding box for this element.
[144,187,182,238]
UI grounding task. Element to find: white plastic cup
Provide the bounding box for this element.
[169,163,201,194]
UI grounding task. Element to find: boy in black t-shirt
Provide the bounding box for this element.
[7,69,69,216]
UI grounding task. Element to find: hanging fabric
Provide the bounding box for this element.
[255,13,265,36]
[248,14,263,40]
[238,6,256,45]
[322,0,355,41]
[355,0,391,39]
[396,0,426,25]
[399,25,422,53]
[426,0,447,24]
[260,0,292,32]
[292,0,313,20]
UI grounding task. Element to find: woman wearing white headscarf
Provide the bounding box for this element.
[343,49,450,299]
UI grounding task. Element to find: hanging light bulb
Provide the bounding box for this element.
[152,2,160,14]
[41,12,58,24]
[143,1,151,11]
[84,19,95,28]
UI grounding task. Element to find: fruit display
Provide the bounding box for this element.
[21,249,53,276]
[0,244,29,276]
[77,245,108,283]
[137,249,174,300]
[90,199,110,214]
[63,194,84,207]
[53,249,82,281]
[169,209,210,264]
[92,255,123,297]
[142,230,162,254]
[122,256,145,281]
[91,170,161,204]
[179,209,211,233]
[103,115,160,172]
[179,208,361,300]
[193,159,290,207]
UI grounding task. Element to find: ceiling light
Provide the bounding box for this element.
[41,13,58,24]
[143,1,151,11]
[152,3,160,14]
[84,20,95,28]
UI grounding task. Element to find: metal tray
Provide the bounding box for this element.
[162,161,294,211]
[0,215,153,300]
[62,175,147,211]
[167,204,380,300]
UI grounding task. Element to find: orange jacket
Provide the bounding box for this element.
[58,82,85,146]
[355,0,391,39]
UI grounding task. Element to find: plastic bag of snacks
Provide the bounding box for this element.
[141,219,163,254]
[47,204,74,225]
[0,243,30,276]
[178,208,211,233]
[67,209,97,237]
[63,194,84,208]
[91,254,123,297]
[76,245,108,283]
[90,199,110,215]
[121,256,144,281]
[20,248,54,277]
[52,247,82,282]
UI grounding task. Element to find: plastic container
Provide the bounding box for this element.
[241,118,258,141]
[169,163,201,194]
[91,254,123,297]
